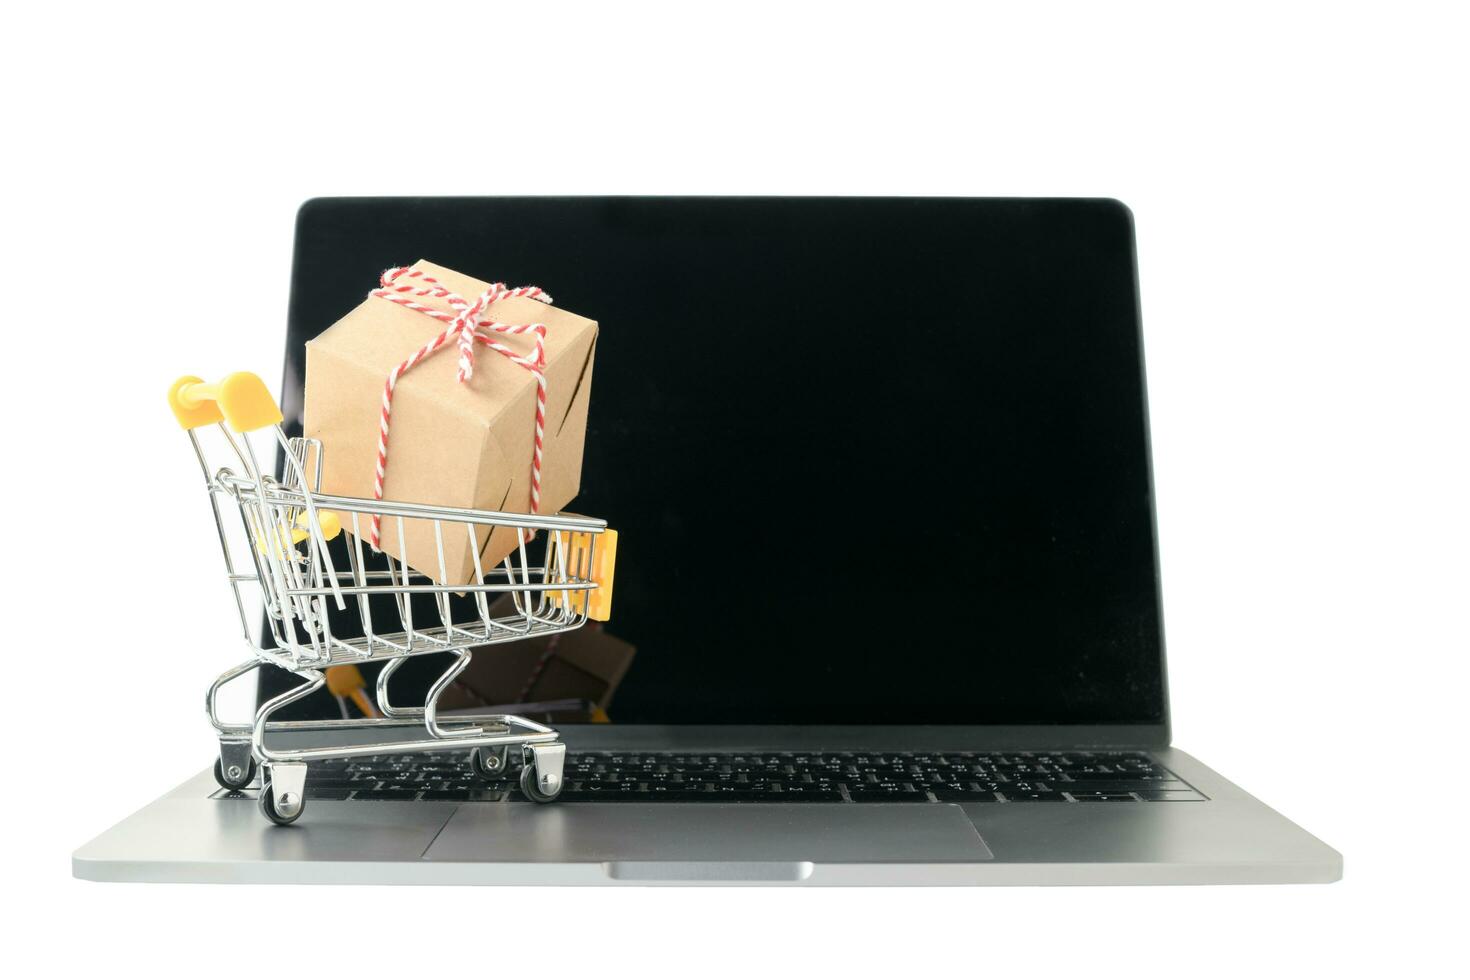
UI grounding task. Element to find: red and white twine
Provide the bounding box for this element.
[366,266,552,549]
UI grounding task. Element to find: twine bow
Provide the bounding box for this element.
[367,266,553,549]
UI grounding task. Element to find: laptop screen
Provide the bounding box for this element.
[279,197,1166,727]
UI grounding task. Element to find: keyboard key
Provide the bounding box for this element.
[1053,780,1190,793]
[352,789,421,801]
[847,789,931,802]
[999,791,1070,802]
[1137,790,1207,801]
[931,788,1004,802]
[772,786,845,801]
[420,789,507,802]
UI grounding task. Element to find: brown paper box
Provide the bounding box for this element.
[304,260,598,584]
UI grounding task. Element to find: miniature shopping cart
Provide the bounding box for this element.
[170,371,617,825]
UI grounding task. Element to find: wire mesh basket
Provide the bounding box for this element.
[171,371,617,824]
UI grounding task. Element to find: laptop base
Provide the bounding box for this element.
[74,728,1340,886]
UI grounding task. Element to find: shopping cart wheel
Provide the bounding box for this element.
[259,770,306,826]
[470,745,509,777]
[213,756,257,792]
[519,760,562,803]
[259,779,304,826]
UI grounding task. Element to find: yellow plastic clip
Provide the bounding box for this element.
[325,665,378,718]
[552,529,618,622]
[254,510,342,558]
[170,372,283,432]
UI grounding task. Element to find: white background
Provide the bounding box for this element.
[3,1,1465,974]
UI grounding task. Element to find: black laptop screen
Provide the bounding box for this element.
[280,197,1166,726]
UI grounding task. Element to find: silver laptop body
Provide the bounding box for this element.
[74,197,1341,886]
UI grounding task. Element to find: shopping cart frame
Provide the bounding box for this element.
[172,372,616,824]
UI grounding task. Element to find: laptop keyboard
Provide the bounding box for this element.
[287,749,1205,803]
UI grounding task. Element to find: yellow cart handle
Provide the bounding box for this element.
[169,372,283,432]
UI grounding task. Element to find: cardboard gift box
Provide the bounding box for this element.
[304,260,598,584]
[435,596,636,722]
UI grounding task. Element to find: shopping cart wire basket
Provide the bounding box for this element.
[170,371,617,825]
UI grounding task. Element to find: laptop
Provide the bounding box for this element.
[74,196,1341,885]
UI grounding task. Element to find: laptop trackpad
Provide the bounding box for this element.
[422,803,992,879]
